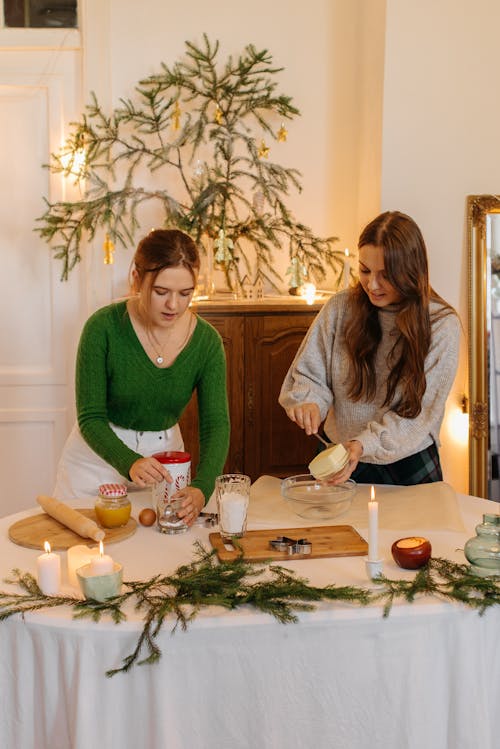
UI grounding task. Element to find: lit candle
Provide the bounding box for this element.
[36,541,61,595]
[89,541,114,576]
[343,248,351,289]
[368,485,379,562]
[302,282,317,305]
[67,545,99,587]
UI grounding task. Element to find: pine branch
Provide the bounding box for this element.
[35,35,340,287]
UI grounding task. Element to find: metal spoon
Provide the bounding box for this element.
[313,432,331,448]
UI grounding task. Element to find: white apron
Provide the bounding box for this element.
[53,422,184,500]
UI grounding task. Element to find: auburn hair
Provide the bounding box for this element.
[343,211,455,418]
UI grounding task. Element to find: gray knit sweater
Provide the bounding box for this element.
[279,290,460,465]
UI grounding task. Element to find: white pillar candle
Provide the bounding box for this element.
[37,541,61,595]
[368,485,379,562]
[67,545,99,587]
[89,541,114,576]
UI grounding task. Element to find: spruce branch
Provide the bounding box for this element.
[35,35,341,287]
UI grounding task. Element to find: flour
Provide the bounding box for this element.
[219,491,249,535]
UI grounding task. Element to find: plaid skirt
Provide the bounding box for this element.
[350,441,443,486]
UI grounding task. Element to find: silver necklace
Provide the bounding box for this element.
[149,315,193,366]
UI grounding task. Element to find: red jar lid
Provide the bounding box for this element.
[152,450,191,464]
[98,483,128,498]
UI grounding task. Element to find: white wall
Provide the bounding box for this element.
[381,0,500,492]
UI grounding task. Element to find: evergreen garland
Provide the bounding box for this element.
[36,34,343,289]
[0,545,498,678]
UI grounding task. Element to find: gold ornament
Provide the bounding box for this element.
[103,233,115,265]
[214,104,223,125]
[171,101,181,131]
[258,140,270,159]
[277,123,288,142]
[214,228,234,264]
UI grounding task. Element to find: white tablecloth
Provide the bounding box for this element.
[0,484,498,749]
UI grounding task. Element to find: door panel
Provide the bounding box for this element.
[0,47,83,515]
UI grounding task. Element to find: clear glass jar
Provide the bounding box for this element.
[95,483,131,528]
[464,513,500,577]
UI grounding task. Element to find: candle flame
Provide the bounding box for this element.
[99,540,104,556]
[44,540,51,554]
[370,485,375,501]
[344,247,350,257]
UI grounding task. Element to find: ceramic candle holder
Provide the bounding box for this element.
[76,562,123,602]
[365,558,384,580]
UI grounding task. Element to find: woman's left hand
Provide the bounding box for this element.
[173,486,205,526]
[326,440,363,484]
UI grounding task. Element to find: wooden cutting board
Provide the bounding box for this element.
[209,525,368,562]
[8,509,137,551]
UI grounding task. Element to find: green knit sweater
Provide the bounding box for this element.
[76,301,230,501]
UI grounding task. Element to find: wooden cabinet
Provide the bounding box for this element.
[179,298,324,482]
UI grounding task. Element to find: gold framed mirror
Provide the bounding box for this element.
[467,194,500,498]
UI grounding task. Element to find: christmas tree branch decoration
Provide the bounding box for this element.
[36,34,341,288]
[1,548,498,678]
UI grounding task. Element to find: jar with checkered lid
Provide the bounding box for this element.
[95,483,131,528]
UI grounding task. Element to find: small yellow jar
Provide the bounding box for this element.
[95,483,131,528]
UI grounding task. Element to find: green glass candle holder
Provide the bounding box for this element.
[464,513,500,577]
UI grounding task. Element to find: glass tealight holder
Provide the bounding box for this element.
[464,513,500,577]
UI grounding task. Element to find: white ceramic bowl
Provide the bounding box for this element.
[281,474,356,520]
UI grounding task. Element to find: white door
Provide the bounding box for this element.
[0,27,84,515]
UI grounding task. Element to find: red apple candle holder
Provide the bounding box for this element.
[391,536,432,570]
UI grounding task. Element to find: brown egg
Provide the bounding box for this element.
[391,536,432,570]
[138,508,156,527]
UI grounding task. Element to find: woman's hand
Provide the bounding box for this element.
[174,486,205,526]
[285,402,322,435]
[325,440,363,485]
[130,457,172,487]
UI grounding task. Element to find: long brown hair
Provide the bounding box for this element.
[344,211,455,418]
[130,229,200,324]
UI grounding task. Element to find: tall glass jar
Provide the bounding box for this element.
[464,513,500,577]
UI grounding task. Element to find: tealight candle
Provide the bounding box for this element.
[36,541,61,595]
[368,486,378,562]
[89,541,114,576]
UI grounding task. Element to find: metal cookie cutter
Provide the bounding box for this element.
[291,538,312,555]
[193,512,218,527]
[269,536,312,556]
[269,535,297,552]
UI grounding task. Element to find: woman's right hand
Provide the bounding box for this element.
[130,457,172,488]
[285,402,322,435]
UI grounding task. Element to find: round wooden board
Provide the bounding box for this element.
[8,509,137,550]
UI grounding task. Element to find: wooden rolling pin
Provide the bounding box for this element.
[37,495,105,542]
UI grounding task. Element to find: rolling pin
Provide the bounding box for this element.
[37,495,105,542]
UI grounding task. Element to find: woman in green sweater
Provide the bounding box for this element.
[54,229,230,524]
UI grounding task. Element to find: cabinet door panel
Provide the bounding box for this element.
[244,313,318,480]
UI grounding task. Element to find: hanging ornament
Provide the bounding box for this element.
[193,159,205,177]
[214,228,234,264]
[252,190,265,215]
[171,101,181,131]
[258,140,270,159]
[103,233,115,265]
[214,104,223,125]
[277,123,288,142]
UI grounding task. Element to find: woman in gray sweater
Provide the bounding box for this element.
[279,211,460,485]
